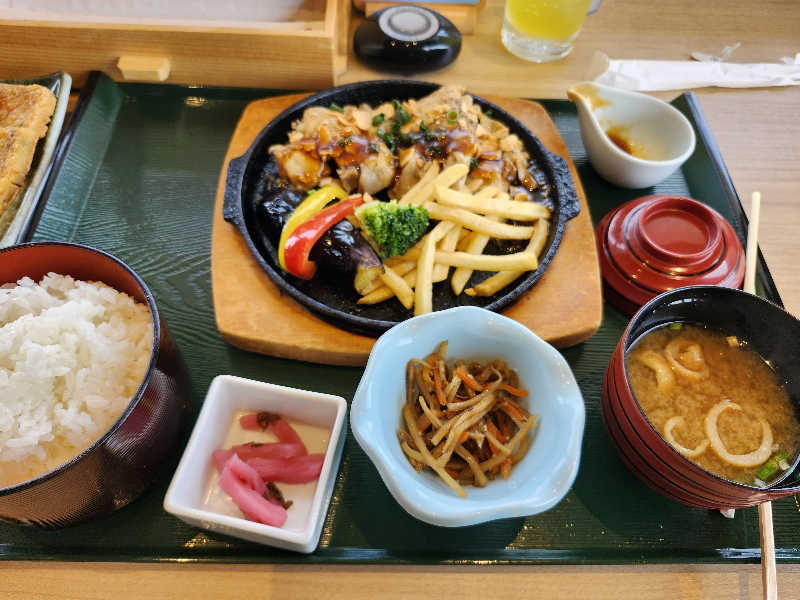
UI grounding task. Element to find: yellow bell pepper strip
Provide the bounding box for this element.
[283,195,366,280]
[278,185,347,271]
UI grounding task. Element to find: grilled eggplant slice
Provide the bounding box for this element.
[256,188,382,293]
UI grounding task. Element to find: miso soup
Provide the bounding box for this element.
[626,323,799,485]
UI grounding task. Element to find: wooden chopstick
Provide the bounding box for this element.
[744,190,777,600]
[745,191,761,296]
[759,501,777,600]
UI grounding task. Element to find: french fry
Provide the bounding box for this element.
[415,221,454,315]
[354,265,383,296]
[361,160,551,308]
[435,185,551,220]
[433,224,461,282]
[456,230,479,252]
[359,260,414,298]
[399,162,440,206]
[433,249,539,271]
[402,163,470,208]
[530,217,550,256]
[358,270,388,296]
[381,259,416,275]
[465,219,549,296]
[379,264,415,309]
[450,215,500,295]
[474,186,501,200]
[359,269,418,305]
[424,202,534,239]
[433,163,469,189]
[457,227,471,244]
[386,248,422,264]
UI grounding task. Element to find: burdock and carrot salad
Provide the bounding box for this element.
[398,341,537,497]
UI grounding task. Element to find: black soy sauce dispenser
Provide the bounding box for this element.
[353,5,462,73]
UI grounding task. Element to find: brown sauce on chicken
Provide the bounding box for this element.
[414,127,475,160]
[317,134,375,168]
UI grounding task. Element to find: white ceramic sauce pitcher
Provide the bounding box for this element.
[567,82,696,189]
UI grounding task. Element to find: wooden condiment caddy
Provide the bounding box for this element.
[0,0,351,88]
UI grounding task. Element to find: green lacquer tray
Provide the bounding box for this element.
[3,72,796,564]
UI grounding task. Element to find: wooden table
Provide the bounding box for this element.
[4,1,800,598]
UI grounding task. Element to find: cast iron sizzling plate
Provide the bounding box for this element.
[223,80,580,335]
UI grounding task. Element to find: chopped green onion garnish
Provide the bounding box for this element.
[338,136,352,147]
[368,143,380,153]
[484,108,493,118]
[397,133,414,147]
[447,109,458,124]
[469,157,479,171]
[756,450,789,481]
[329,103,343,113]
[392,99,410,126]
[376,129,396,152]
[419,120,427,131]
[372,113,385,126]
[668,323,683,331]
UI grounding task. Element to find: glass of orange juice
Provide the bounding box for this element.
[502,0,593,62]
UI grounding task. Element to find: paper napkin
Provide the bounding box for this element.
[591,51,800,92]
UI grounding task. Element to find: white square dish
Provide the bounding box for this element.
[164,375,347,553]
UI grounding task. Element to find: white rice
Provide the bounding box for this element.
[0,272,153,486]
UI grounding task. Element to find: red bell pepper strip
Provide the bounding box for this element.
[278,185,347,271]
[283,195,364,280]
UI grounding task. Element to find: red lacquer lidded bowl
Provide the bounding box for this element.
[596,194,745,315]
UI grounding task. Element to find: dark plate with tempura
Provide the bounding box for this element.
[0,72,71,246]
[223,80,580,335]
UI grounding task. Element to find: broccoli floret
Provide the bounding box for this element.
[356,200,429,259]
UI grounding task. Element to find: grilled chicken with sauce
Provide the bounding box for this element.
[270,106,396,195]
[268,85,539,202]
